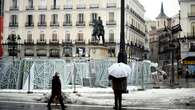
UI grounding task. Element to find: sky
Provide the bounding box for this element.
[138,0,180,20]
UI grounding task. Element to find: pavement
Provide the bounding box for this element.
[0,78,195,110]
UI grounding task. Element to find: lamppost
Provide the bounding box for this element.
[7,34,21,62]
[118,0,127,64]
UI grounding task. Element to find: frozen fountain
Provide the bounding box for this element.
[0,57,155,90]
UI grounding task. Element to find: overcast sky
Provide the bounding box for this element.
[138,0,180,20]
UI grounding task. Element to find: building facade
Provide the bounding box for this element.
[2,0,146,59]
[179,0,195,77]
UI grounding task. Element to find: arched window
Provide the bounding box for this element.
[109,30,114,42]
[65,31,70,41]
[27,31,32,41]
[52,31,57,41]
[40,32,45,41]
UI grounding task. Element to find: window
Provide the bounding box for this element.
[39,14,46,24]
[109,30,114,42]
[191,22,195,34]
[40,33,45,41]
[191,5,195,13]
[52,32,57,41]
[40,0,46,9]
[109,12,114,22]
[51,14,58,24]
[65,33,70,41]
[27,33,32,41]
[28,0,33,8]
[64,14,71,23]
[27,15,33,25]
[12,0,17,8]
[10,15,17,24]
[91,13,97,22]
[78,13,84,23]
[78,33,83,41]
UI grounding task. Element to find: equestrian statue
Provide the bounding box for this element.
[92,16,105,45]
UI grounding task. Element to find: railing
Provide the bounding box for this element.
[107,3,116,8]
[49,39,59,45]
[10,6,19,11]
[50,22,60,27]
[89,4,99,9]
[37,40,46,45]
[38,22,47,27]
[64,5,73,9]
[26,6,34,10]
[63,22,72,26]
[51,5,60,10]
[129,8,145,23]
[77,4,86,9]
[24,39,34,45]
[130,24,145,36]
[76,21,85,26]
[75,40,85,45]
[106,20,117,25]
[9,23,18,27]
[25,22,34,27]
[38,6,47,10]
[62,39,72,45]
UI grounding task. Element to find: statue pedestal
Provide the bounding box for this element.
[89,46,108,59]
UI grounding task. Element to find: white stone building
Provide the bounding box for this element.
[2,0,146,59]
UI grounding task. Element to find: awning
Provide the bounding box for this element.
[183,56,195,64]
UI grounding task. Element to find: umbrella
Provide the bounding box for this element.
[108,63,131,78]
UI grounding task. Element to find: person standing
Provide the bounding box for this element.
[109,75,126,110]
[185,67,189,88]
[47,72,66,110]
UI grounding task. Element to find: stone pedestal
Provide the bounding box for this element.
[89,46,108,59]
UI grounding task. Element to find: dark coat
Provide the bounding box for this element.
[52,75,61,96]
[109,75,127,92]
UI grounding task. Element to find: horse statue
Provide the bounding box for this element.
[92,16,105,44]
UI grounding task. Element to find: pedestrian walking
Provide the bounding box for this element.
[47,72,66,110]
[185,67,189,88]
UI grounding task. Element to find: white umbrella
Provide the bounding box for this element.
[108,63,131,78]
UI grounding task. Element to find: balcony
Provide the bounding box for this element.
[75,40,85,45]
[105,40,116,46]
[107,3,116,8]
[9,23,18,27]
[37,39,46,45]
[10,6,19,11]
[25,22,34,27]
[88,39,99,45]
[49,49,60,57]
[24,48,34,56]
[89,4,99,9]
[64,5,73,10]
[38,22,47,27]
[62,39,72,46]
[51,5,60,10]
[50,22,60,27]
[106,20,117,26]
[36,49,47,56]
[38,6,47,10]
[49,39,59,45]
[76,21,85,26]
[188,12,195,20]
[63,22,72,26]
[26,6,34,10]
[130,24,145,36]
[24,39,34,45]
[77,4,86,9]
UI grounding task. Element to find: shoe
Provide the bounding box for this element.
[113,106,117,110]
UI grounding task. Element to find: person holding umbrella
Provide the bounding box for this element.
[108,63,131,110]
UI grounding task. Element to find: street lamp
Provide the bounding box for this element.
[7,34,21,62]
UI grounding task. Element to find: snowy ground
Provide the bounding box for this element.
[0,86,195,109]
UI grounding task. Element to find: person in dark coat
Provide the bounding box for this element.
[109,75,127,110]
[47,72,66,110]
